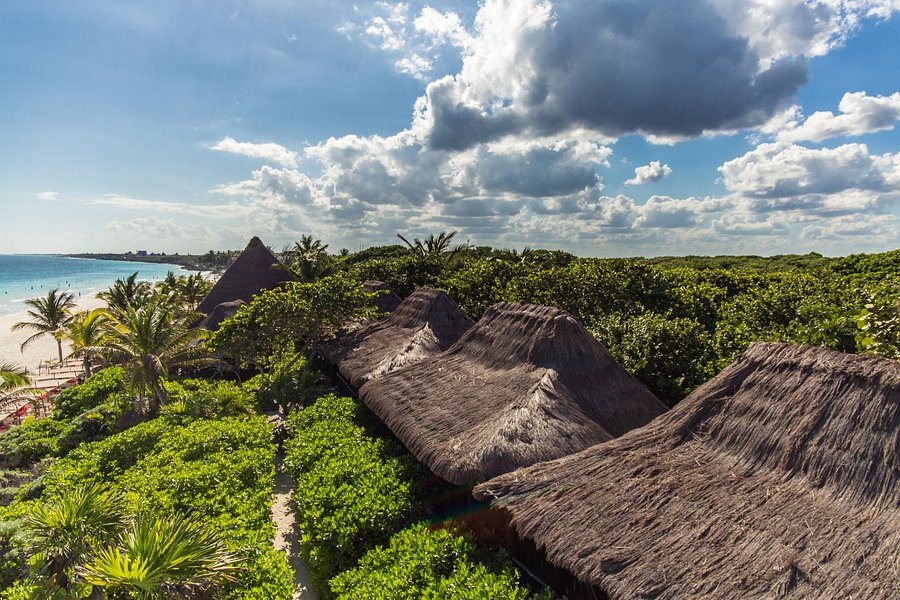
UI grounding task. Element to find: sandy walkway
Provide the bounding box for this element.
[273,451,319,600]
[0,296,106,377]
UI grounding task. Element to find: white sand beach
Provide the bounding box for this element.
[0,295,107,380]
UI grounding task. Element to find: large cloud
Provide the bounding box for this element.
[719,142,900,197]
[778,92,900,142]
[207,1,899,254]
[413,0,810,150]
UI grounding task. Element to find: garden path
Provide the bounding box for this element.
[273,451,318,600]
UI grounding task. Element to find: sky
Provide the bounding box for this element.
[1,0,899,257]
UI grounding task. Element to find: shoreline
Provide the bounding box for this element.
[0,295,108,378]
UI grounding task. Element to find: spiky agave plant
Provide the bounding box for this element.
[79,514,242,598]
[23,483,127,592]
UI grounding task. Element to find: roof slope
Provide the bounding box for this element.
[197,299,246,332]
[197,237,293,315]
[475,343,900,599]
[321,287,474,388]
[359,302,666,486]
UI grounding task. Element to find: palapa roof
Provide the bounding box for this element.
[359,302,666,486]
[474,342,900,599]
[197,237,292,315]
[361,280,402,314]
[197,299,246,332]
[320,286,474,389]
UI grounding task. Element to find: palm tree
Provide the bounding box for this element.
[12,288,77,363]
[99,303,211,414]
[64,308,112,378]
[0,360,37,402]
[289,234,332,282]
[397,231,465,258]
[23,483,127,592]
[174,273,212,311]
[80,514,241,598]
[97,273,152,313]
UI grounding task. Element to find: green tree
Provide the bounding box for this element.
[97,273,152,313]
[64,309,112,378]
[99,303,211,414]
[210,273,377,374]
[288,234,333,282]
[12,289,77,363]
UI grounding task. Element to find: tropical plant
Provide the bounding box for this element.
[0,362,35,402]
[64,309,112,378]
[97,273,152,314]
[288,234,333,282]
[23,482,126,593]
[396,231,464,259]
[173,273,213,312]
[209,273,378,373]
[98,303,211,414]
[79,513,241,598]
[11,289,77,364]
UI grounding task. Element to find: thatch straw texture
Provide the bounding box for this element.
[197,299,246,332]
[359,302,666,486]
[197,237,292,315]
[361,280,402,314]
[320,287,474,389]
[474,342,900,599]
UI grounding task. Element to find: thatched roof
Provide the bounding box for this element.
[474,343,900,599]
[361,280,402,314]
[320,287,474,389]
[359,302,666,486]
[197,237,292,315]
[197,299,246,331]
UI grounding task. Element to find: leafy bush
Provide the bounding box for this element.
[162,377,256,419]
[53,367,126,420]
[0,418,72,468]
[254,351,329,411]
[592,313,716,405]
[330,523,544,599]
[5,415,291,598]
[284,395,427,594]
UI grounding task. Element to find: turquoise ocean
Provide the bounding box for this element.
[0,255,188,317]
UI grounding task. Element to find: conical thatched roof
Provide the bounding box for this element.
[361,280,402,314]
[320,287,474,389]
[359,302,666,486]
[197,237,292,315]
[197,299,246,332]
[474,343,900,599]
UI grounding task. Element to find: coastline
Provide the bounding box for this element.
[0,295,108,378]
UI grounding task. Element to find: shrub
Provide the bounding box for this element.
[284,395,426,594]
[330,523,544,599]
[7,415,291,598]
[53,367,126,420]
[162,377,256,419]
[591,313,716,405]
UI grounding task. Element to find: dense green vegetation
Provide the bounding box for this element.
[0,414,291,598]
[4,239,897,598]
[283,395,547,599]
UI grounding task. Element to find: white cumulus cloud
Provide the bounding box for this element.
[625,161,673,185]
[719,142,900,197]
[778,91,900,142]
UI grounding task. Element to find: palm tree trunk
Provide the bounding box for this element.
[83,354,92,378]
[57,339,64,364]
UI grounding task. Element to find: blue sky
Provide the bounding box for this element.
[1,0,898,257]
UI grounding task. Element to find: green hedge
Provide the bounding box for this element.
[1,415,292,598]
[284,395,426,593]
[330,523,548,599]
